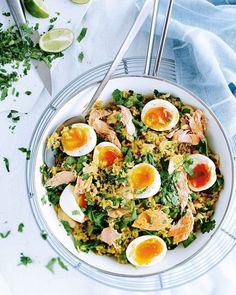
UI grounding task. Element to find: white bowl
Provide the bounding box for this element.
[29,76,234,277]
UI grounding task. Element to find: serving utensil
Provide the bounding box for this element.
[6,0,53,95]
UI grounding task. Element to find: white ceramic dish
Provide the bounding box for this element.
[31,76,234,277]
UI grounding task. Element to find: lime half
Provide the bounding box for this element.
[71,0,90,4]
[24,0,49,18]
[39,28,74,53]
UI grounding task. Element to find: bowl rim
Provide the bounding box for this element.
[26,74,235,279]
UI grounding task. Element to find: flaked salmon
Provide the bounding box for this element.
[88,109,121,148]
[168,210,194,244]
[133,209,171,231]
[100,227,121,247]
[118,105,136,137]
[175,171,190,212]
[74,176,92,196]
[46,171,77,187]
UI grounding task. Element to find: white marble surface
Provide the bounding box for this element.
[0,0,236,294]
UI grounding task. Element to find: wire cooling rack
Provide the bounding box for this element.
[26,57,236,291]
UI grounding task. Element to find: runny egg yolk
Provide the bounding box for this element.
[133,238,164,265]
[143,107,173,129]
[61,127,88,151]
[97,146,122,167]
[188,163,211,189]
[130,165,155,191]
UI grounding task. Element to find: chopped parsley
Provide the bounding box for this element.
[61,220,72,235]
[3,157,10,172]
[46,257,68,273]
[18,147,31,160]
[7,110,20,123]
[49,17,58,23]
[77,27,87,43]
[40,230,48,240]
[2,12,11,17]
[57,257,68,271]
[200,219,216,233]
[18,223,24,233]
[18,253,33,266]
[0,25,63,100]
[78,51,84,62]
[0,230,11,238]
[46,257,57,273]
[25,91,32,96]
[72,210,81,216]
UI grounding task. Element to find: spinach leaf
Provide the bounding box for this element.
[194,137,209,156]
[75,239,101,253]
[182,233,196,248]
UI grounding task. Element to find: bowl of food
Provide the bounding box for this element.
[27,73,235,288]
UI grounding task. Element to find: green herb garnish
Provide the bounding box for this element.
[57,257,68,271]
[61,220,72,235]
[18,253,32,266]
[78,51,84,62]
[40,230,48,240]
[200,219,216,233]
[18,223,24,233]
[46,257,57,273]
[77,27,87,43]
[18,147,31,160]
[0,230,11,238]
[3,157,10,172]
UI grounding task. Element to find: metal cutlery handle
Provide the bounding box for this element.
[6,0,27,36]
[144,0,159,75]
[153,0,174,76]
[82,0,153,116]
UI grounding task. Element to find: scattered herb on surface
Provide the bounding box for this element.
[0,25,63,100]
[77,27,87,43]
[2,12,11,17]
[18,147,31,160]
[46,257,68,273]
[18,253,32,266]
[78,51,84,62]
[57,257,68,271]
[0,230,11,238]
[7,110,20,123]
[3,157,10,172]
[18,223,24,233]
[40,230,48,240]
[46,257,57,273]
[25,91,32,96]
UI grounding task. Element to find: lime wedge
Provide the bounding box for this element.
[39,28,74,53]
[71,0,90,4]
[24,0,49,18]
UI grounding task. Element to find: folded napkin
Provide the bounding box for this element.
[0,0,91,113]
[137,0,236,140]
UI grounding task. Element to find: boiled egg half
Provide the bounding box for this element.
[187,154,217,192]
[141,99,179,131]
[129,163,161,199]
[61,123,97,157]
[126,235,167,267]
[93,142,122,168]
[59,184,85,223]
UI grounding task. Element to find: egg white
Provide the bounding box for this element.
[62,123,97,157]
[187,154,217,192]
[130,163,161,199]
[93,141,121,165]
[126,235,167,267]
[141,99,179,131]
[59,184,85,223]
